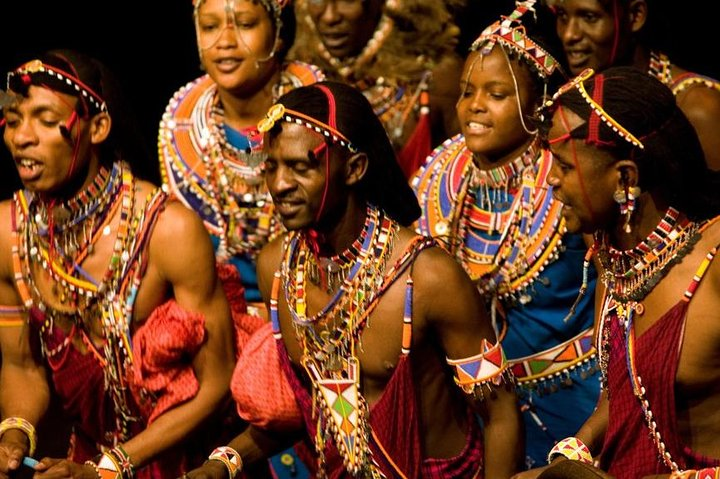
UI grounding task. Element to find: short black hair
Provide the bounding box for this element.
[269,81,421,226]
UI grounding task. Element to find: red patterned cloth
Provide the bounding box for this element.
[231,321,302,430]
[277,347,484,478]
[130,300,205,423]
[602,300,720,477]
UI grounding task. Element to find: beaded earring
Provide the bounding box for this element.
[613,184,641,233]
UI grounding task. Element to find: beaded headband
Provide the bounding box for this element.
[258,103,358,153]
[545,68,645,149]
[471,0,559,79]
[6,59,107,113]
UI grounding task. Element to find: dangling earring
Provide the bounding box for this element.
[613,184,641,233]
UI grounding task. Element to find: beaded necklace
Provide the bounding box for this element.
[414,135,565,304]
[278,204,398,478]
[596,207,702,303]
[12,162,167,444]
[159,64,324,260]
[648,51,673,86]
[307,12,393,81]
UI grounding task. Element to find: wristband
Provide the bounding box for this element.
[208,446,243,479]
[547,437,593,465]
[0,417,37,456]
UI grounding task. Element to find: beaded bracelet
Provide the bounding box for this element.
[93,447,135,479]
[671,468,720,479]
[208,446,243,479]
[0,417,37,456]
[547,437,593,465]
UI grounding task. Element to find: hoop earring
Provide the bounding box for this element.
[613,185,641,233]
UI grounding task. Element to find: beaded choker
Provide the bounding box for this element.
[597,207,702,303]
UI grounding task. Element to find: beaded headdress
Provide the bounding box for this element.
[544,68,645,149]
[258,102,358,153]
[6,59,107,113]
[471,0,559,79]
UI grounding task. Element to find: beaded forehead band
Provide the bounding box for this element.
[258,103,358,153]
[545,68,644,149]
[471,0,559,79]
[193,0,290,21]
[6,59,107,113]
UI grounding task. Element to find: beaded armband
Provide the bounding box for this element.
[446,339,513,400]
[208,446,243,478]
[547,437,593,465]
[92,446,135,479]
[0,417,37,456]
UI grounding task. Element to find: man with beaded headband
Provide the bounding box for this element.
[158,0,325,308]
[412,0,599,468]
[0,50,238,478]
[514,66,720,479]
[185,81,523,478]
[287,0,464,178]
[546,0,720,171]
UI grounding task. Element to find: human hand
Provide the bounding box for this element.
[32,458,99,479]
[180,460,228,479]
[0,437,28,478]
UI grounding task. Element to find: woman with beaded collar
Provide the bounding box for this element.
[412,0,600,469]
[287,0,464,178]
[514,66,720,479]
[158,0,324,311]
[0,50,237,478]
[547,0,720,171]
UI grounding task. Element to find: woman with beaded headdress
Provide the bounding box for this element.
[411,0,600,468]
[0,50,237,478]
[287,0,464,178]
[513,66,720,479]
[184,81,523,479]
[547,0,720,171]
[158,0,324,312]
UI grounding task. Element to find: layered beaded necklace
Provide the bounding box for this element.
[12,162,166,443]
[160,79,280,260]
[414,135,565,304]
[596,207,701,303]
[278,204,398,478]
[594,207,710,473]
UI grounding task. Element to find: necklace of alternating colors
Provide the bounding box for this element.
[159,63,323,260]
[649,50,720,96]
[414,134,565,303]
[595,207,710,473]
[272,204,398,478]
[12,162,166,443]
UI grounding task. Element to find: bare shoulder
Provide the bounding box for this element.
[676,83,720,122]
[699,219,720,288]
[256,233,289,301]
[152,197,209,246]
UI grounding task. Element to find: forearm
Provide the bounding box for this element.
[482,387,523,479]
[0,362,50,425]
[228,425,305,467]
[574,390,609,456]
[121,373,231,467]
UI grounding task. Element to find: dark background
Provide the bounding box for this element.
[1,0,717,198]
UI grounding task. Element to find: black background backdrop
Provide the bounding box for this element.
[1,0,717,198]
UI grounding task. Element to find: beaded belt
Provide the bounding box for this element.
[509,326,596,386]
